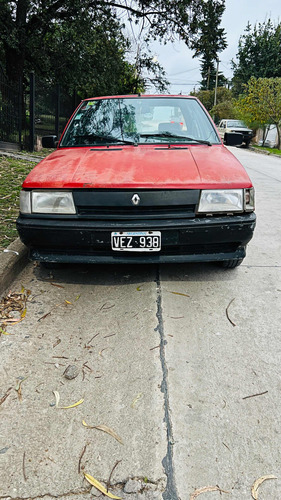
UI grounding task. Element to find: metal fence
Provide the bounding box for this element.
[0,72,79,151]
[33,76,79,146]
[0,71,23,148]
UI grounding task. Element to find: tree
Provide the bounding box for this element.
[232,20,281,96]
[210,99,236,122]
[238,77,281,148]
[191,87,232,113]
[0,0,170,95]
[35,13,151,96]
[190,0,227,90]
[0,0,226,93]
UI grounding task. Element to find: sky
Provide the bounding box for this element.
[147,0,281,94]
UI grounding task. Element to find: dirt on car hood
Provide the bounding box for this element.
[22,144,253,190]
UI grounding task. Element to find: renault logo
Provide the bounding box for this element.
[132,194,140,205]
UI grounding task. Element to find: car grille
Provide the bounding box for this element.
[73,189,200,220]
[77,205,196,219]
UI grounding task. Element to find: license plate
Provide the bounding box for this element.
[111,231,161,252]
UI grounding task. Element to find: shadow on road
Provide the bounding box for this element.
[32,261,241,286]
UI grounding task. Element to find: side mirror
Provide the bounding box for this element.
[225,133,243,146]
[42,135,58,148]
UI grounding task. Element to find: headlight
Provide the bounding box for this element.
[32,191,76,214]
[20,190,76,214]
[198,189,243,213]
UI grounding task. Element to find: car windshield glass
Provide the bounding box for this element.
[227,120,246,127]
[60,97,221,147]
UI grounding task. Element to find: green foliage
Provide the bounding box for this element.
[0,157,34,249]
[191,87,232,112]
[0,0,225,97]
[238,77,281,148]
[191,0,227,90]
[252,145,281,156]
[232,20,281,96]
[210,100,236,122]
[0,0,173,96]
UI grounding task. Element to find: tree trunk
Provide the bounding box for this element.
[3,0,28,86]
[276,124,281,150]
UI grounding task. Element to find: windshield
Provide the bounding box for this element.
[60,97,221,147]
[227,120,246,128]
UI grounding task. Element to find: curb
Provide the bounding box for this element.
[249,146,281,158]
[0,238,29,296]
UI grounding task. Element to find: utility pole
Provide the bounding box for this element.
[214,59,219,107]
[207,66,211,90]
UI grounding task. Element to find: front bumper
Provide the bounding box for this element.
[16,213,256,264]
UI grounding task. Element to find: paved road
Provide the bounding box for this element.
[0,147,280,500]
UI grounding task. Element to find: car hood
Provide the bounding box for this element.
[22,144,253,190]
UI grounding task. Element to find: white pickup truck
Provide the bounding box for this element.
[217,119,253,147]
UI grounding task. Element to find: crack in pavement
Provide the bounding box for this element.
[0,478,166,500]
[0,487,91,500]
[155,266,179,500]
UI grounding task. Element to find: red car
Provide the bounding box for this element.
[17,95,256,268]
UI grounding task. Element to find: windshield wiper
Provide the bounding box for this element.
[74,134,138,145]
[140,132,212,146]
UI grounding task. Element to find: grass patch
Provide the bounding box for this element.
[252,145,281,156]
[0,157,35,250]
[21,148,54,158]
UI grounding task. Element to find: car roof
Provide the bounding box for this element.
[82,94,195,102]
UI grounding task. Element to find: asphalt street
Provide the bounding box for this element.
[0,147,280,500]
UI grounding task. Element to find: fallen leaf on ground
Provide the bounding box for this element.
[84,473,122,499]
[53,390,60,407]
[65,300,72,305]
[0,289,29,329]
[95,425,123,444]
[53,391,83,409]
[0,387,12,407]
[100,302,115,311]
[51,282,65,288]
[0,327,12,335]
[226,298,236,327]
[251,475,277,499]
[131,393,143,408]
[82,420,123,444]
[61,398,84,409]
[15,377,28,401]
[190,486,229,499]
[168,291,190,297]
[82,420,94,428]
[15,378,28,391]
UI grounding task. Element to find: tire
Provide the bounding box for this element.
[220,258,244,269]
[244,140,251,148]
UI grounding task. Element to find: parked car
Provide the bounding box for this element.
[17,95,256,269]
[217,119,254,147]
